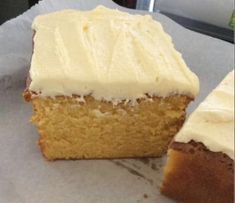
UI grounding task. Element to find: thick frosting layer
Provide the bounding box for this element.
[29,6,199,102]
[175,70,234,159]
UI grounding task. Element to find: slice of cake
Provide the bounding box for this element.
[161,70,234,203]
[23,6,199,160]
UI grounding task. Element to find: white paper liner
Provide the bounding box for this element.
[0,0,233,202]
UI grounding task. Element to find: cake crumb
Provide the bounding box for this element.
[151,163,157,170]
[143,193,148,198]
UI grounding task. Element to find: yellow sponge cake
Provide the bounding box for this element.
[24,6,199,160]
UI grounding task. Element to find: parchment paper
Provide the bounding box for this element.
[0,0,233,202]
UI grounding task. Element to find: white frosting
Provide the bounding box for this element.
[29,6,199,102]
[175,70,234,159]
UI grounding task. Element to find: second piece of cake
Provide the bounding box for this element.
[24,6,199,160]
[161,70,234,203]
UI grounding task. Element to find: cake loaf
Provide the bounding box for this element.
[24,6,199,160]
[161,70,234,203]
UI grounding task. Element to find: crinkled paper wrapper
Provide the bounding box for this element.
[0,0,233,202]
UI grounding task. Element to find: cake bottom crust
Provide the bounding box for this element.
[161,141,234,203]
[26,94,191,160]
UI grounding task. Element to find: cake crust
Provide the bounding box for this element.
[161,140,234,203]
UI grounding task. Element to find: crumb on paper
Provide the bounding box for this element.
[143,193,148,198]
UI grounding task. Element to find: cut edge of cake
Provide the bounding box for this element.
[24,89,192,160]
